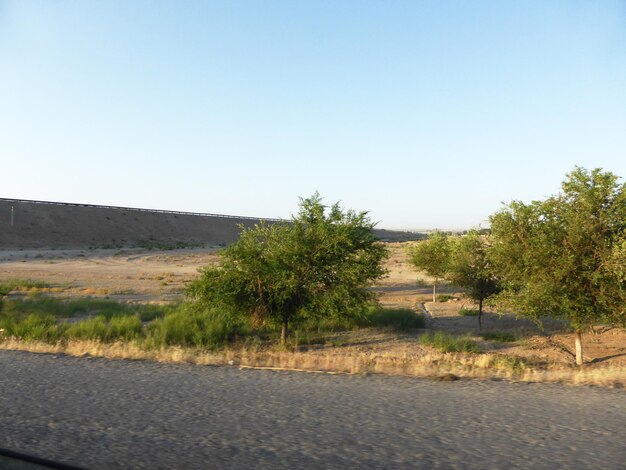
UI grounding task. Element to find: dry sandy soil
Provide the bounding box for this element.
[0,243,625,369]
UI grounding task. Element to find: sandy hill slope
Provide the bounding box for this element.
[0,198,423,249]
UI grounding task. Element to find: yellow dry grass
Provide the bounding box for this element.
[2,338,624,388]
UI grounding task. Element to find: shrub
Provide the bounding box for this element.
[362,307,425,330]
[459,308,479,317]
[437,295,452,302]
[420,331,479,353]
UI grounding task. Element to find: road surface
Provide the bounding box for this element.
[0,350,624,469]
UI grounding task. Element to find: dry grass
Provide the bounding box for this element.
[1,338,623,388]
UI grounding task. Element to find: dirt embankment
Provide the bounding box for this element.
[0,198,424,249]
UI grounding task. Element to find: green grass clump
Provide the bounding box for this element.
[0,295,174,345]
[420,331,479,353]
[145,306,239,349]
[0,278,52,293]
[437,295,452,302]
[0,294,426,350]
[482,331,516,342]
[0,295,170,321]
[0,313,66,343]
[65,315,143,342]
[290,306,425,336]
[362,307,425,330]
[458,308,479,317]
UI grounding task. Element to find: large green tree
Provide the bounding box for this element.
[187,194,388,342]
[409,232,451,302]
[447,231,500,330]
[490,167,626,365]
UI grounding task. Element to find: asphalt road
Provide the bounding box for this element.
[0,350,624,469]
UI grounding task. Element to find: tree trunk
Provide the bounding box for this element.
[433,279,437,303]
[477,298,483,331]
[281,318,289,344]
[574,330,584,366]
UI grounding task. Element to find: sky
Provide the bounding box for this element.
[1,1,625,230]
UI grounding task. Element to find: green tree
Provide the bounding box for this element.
[409,232,451,302]
[490,167,626,365]
[447,231,500,330]
[187,193,389,343]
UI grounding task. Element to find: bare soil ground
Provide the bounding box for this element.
[1,243,625,373]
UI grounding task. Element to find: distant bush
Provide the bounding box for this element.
[420,331,479,353]
[437,295,452,302]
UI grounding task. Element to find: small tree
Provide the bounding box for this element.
[490,167,626,365]
[409,232,451,302]
[447,230,500,330]
[187,193,388,343]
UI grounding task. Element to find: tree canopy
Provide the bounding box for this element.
[187,193,388,342]
[489,167,626,364]
[446,231,500,330]
[409,232,451,302]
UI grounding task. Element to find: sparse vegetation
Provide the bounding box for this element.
[0,278,53,291]
[362,307,425,331]
[490,355,526,373]
[65,315,143,343]
[0,295,168,321]
[419,331,479,353]
[459,308,479,317]
[0,292,424,351]
[482,331,516,342]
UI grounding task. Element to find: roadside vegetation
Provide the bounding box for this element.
[186,193,389,343]
[1,169,625,385]
[409,167,626,365]
[419,331,479,353]
[0,294,425,349]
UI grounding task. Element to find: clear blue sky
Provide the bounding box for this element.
[1,1,625,230]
